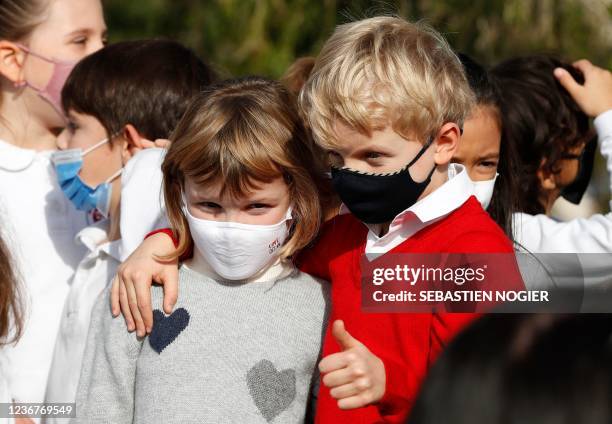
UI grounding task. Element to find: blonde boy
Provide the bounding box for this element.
[295,17,518,423]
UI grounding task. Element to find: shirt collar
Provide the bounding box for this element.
[74,220,122,262]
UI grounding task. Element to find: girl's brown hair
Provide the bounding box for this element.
[162,76,325,260]
[0,234,23,346]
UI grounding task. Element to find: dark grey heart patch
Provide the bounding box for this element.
[247,359,296,422]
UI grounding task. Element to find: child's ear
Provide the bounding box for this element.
[433,122,461,165]
[537,159,558,191]
[121,124,156,163]
[0,41,27,84]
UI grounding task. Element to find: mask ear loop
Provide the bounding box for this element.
[13,43,59,90]
[82,138,110,156]
[90,132,124,183]
[105,168,123,184]
[406,136,435,168]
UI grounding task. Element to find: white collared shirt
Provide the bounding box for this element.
[43,222,121,414]
[0,140,88,411]
[513,109,612,284]
[340,163,475,257]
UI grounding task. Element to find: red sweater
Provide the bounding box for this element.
[297,196,519,423]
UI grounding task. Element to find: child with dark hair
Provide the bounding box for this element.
[43,39,217,411]
[491,57,612,267]
[408,314,612,424]
[452,53,520,239]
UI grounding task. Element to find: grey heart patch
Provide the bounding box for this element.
[247,359,296,422]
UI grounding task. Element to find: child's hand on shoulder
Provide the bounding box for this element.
[554,59,612,118]
[318,320,386,410]
[110,232,179,337]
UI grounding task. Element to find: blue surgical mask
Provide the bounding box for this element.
[51,137,122,218]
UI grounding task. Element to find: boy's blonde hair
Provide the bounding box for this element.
[299,16,475,149]
[162,77,324,261]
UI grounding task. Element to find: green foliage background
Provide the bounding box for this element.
[103,0,612,78]
[103,0,612,211]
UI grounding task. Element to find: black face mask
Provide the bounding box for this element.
[331,138,436,224]
[561,134,597,205]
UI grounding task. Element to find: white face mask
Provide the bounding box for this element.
[473,173,499,210]
[183,200,293,281]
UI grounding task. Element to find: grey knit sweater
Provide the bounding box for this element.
[74,264,329,423]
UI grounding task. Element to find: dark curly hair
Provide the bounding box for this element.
[491,56,590,215]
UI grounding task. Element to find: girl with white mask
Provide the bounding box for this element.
[0,0,106,419]
[452,53,515,239]
[75,77,330,423]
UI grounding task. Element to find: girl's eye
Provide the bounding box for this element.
[478,161,498,169]
[198,202,221,210]
[248,203,270,210]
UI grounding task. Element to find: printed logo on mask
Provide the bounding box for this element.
[269,238,281,254]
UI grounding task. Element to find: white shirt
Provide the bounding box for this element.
[0,140,87,409]
[43,223,120,417]
[513,109,612,284]
[340,163,474,257]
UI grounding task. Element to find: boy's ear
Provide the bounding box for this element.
[121,124,156,163]
[0,41,27,84]
[433,122,461,165]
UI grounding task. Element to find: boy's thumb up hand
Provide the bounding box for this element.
[318,320,386,410]
[332,320,362,351]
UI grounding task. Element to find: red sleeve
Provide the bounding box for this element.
[428,312,479,365]
[376,353,421,421]
[376,313,478,421]
[144,228,193,261]
[294,219,341,281]
[146,228,178,247]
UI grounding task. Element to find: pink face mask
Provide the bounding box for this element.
[15,44,77,122]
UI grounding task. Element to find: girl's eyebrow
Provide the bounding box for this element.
[476,153,500,161]
[245,197,277,204]
[64,28,108,38]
